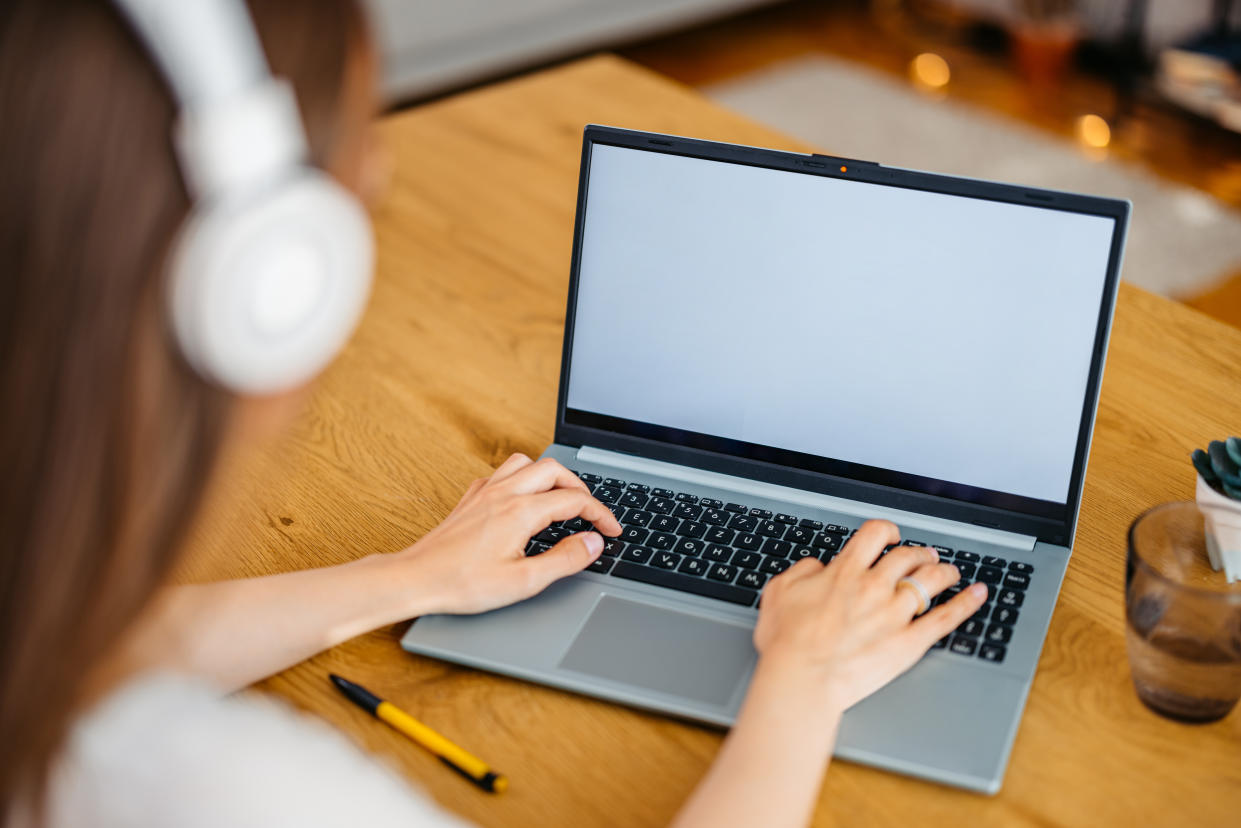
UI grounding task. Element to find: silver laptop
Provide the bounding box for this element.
[403,126,1129,794]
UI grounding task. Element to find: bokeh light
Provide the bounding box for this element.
[1076,114,1111,150]
[911,53,951,90]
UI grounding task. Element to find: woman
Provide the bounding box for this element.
[0,0,986,825]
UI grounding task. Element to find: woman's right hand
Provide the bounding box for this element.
[753,519,987,712]
[391,453,622,617]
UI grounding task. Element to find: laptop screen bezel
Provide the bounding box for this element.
[554,125,1129,546]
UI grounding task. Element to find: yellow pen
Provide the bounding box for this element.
[329,674,508,794]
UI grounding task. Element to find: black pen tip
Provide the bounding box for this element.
[328,673,383,715]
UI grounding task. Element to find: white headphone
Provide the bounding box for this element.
[112,0,373,393]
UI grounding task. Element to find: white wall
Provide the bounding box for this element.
[362,0,779,103]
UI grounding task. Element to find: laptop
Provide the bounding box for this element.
[402,125,1129,794]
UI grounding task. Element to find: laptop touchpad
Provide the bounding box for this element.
[558,595,756,707]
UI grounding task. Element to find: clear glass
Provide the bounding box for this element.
[1125,502,1241,722]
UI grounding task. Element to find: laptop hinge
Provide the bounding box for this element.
[575,446,1038,553]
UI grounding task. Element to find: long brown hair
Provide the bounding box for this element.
[0,0,370,817]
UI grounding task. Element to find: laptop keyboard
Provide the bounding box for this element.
[523,471,1035,666]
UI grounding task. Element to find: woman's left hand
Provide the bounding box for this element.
[392,453,622,616]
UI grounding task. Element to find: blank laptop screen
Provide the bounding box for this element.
[565,143,1116,506]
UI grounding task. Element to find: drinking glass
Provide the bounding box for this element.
[1125,502,1241,722]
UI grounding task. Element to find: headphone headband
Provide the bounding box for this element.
[111,0,374,394]
[112,0,307,199]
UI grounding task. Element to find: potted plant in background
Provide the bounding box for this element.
[1192,438,1241,583]
[1010,0,1081,89]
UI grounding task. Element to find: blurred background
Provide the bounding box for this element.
[363,0,1241,327]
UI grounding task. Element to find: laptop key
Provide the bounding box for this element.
[812,533,842,551]
[652,552,681,570]
[775,513,798,524]
[704,544,732,562]
[978,643,1007,663]
[624,509,653,527]
[732,550,762,570]
[761,556,791,575]
[619,526,648,544]
[678,520,706,540]
[997,588,1025,608]
[593,486,621,503]
[728,514,758,532]
[525,541,550,557]
[587,556,614,574]
[749,508,773,519]
[602,538,624,557]
[977,565,1003,584]
[956,562,977,579]
[650,515,678,533]
[724,502,748,513]
[626,483,649,493]
[959,618,985,637]
[1008,561,1034,574]
[673,503,703,521]
[622,545,653,564]
[785,526,814,545]
[674,538,705,557]
[620,492,647,509]
[985,623,1013,644]
[737,570,768,589]
[535,527,570,544]
[789,546,817,561]
[707,563,738,583]
[611,561,757,606]
[700,498,723,509]
[955,550,980,562]
[762,538,791,557]
[577,472,602,485]
[756,520,785,538]
[823,524,850,535]
[603,478,626,489]
[563,517,590,532]
[992,606,1019,626]
[982,555,1006,567]
[932,545,953,556]
[648,532,675,551]
[646,497,674,515]
[949,635,979,656]
[1003,572,1031,590]
[678,557,708,576]
[705,526,735,545]
[652,487,674,499]
[701,508,729,526]
[674,492,699,504]
[735,533,762,551]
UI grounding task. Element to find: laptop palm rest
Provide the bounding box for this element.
[558,596,756,706]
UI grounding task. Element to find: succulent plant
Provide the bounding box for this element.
[1192,437,1241,499]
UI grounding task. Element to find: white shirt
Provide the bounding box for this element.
[48,674,471,828]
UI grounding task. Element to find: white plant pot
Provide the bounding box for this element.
[1196,473,1241,583]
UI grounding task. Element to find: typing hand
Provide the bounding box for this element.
[395,454,622,615]
[753,519,986,712]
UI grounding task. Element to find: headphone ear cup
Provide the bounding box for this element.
[167,170,373,393]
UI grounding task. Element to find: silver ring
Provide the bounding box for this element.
[896,575,931,615]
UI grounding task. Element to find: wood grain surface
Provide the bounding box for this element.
[177,55,1241,827]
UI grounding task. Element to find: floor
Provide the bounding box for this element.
[619,0,1241,327]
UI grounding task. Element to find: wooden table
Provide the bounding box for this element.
[181,55,1241,827]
